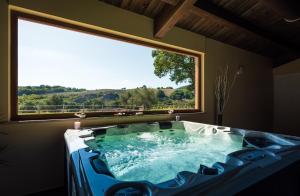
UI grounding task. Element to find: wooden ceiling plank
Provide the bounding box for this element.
[139,0,152,14]
[154,0,197,38]
[240,1,260,17]
[193,0,300,53]
[190,7,242,33]
[129,0,144,13]
[144,0,157,16]
[144,0,165,17]
[160,0,178,6]
[120,0,131,8]
[259,0,300,20]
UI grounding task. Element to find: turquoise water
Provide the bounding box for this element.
[93,128,243,184]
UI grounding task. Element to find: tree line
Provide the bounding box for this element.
[18,85,86,96]
[18,85,194,111]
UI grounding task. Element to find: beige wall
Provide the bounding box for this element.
[273,58,300,76]
[0,0,9,122]
[0,0,273,195]
[205,39,273,130]
[273,58,300,136]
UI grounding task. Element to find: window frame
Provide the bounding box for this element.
[10,10,202,121]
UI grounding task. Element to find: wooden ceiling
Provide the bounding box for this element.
[100,0,300,67]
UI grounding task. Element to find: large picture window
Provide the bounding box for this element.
[11,11,201,120]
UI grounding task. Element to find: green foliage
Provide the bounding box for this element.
[134,87,157,109]
[152,49,195,89]
[170,87,194,100]
[102,93,119,100]
[119,91,133,106]
[119,87,157,109]
[156,89,166,100]
[18,85,195,113]
[46,94,64,105]
[18,85,85,96]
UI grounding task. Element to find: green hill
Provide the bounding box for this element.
[17,85,194,114]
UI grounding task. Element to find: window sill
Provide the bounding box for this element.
[11,109,201,121]
[6,111,205,126]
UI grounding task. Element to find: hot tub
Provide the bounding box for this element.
[64,121,300,195]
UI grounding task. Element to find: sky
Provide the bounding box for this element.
[18,19,190,90]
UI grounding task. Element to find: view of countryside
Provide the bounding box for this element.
[18,19,196,115]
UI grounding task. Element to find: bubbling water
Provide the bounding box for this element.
[93,128,243,184]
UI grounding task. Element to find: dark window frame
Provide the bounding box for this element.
[11,10,202,121]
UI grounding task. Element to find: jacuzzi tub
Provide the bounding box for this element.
[64,121,300,196]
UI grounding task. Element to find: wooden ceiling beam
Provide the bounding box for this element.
[154,0,197,38]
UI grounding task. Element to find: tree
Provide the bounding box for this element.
[102,93,119,100]
[156,89,166,100]
[152,49,195,88]
[119,91,133,106]
[46,94,64,105]
[170,90,184,100]
[170,88,194,100]
[119,87,157,109]
[19,101,36,111]
[134,87,157,109]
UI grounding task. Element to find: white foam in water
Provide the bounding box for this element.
[95,128,243,184]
